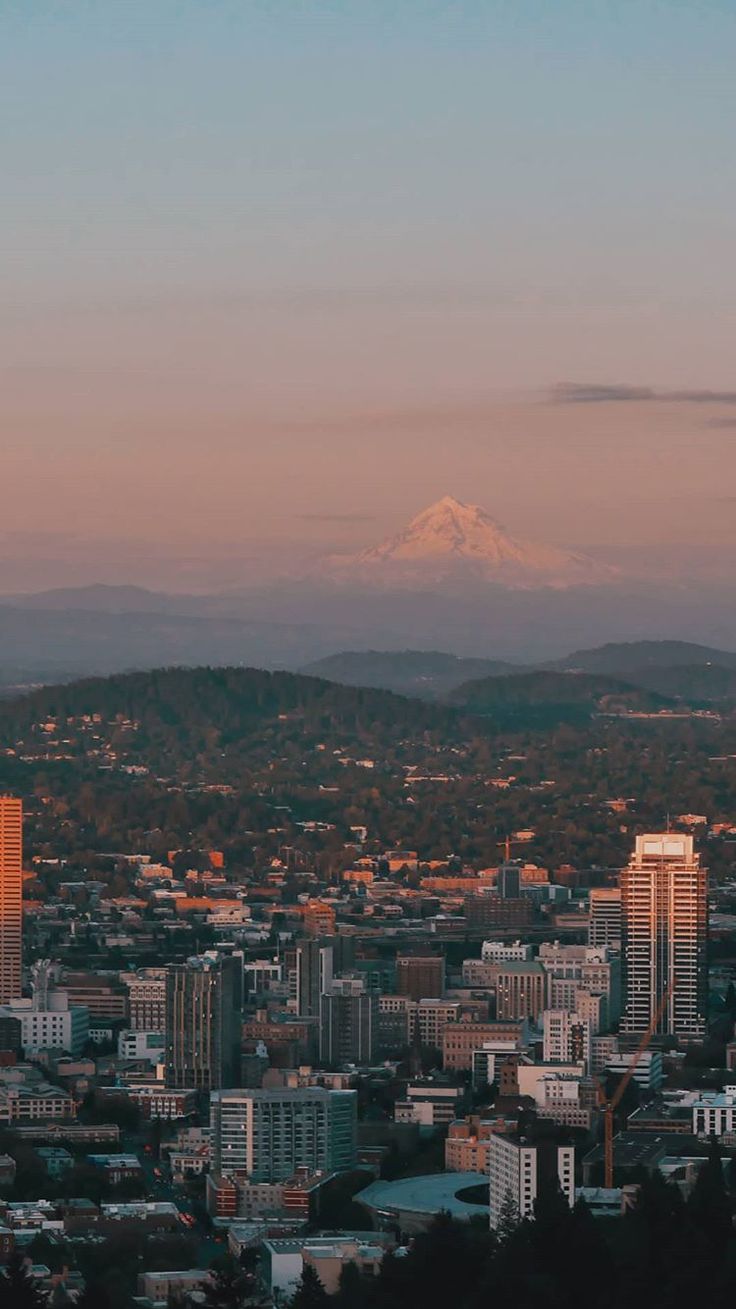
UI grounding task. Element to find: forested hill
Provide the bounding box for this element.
[0,665,459,760]
[551,638,736,673]
[450,670,672,723]
[1,663,735,875]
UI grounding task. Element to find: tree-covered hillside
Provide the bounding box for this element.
[450,670,670,725]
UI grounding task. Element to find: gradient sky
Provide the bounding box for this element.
[2,0,736,585]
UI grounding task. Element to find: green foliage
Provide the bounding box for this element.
[202,1260,252,1309]
[0,1250,50,1308]
[289,1263,330,1309]
[3,665,736,883]
[451,670,671,724]
[272,1187,736,1309]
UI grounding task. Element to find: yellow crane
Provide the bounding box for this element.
[596,983,672,1190]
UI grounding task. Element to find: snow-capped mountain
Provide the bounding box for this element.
[328,496,611,589]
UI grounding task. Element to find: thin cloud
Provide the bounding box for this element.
[550,384,656,404]
[551,383,736,406]
[669,390,736,403]
[705,417,736,429]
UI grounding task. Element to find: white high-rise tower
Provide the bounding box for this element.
[621,833,706,1041]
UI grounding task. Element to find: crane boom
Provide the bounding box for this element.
[597,983,672,1189]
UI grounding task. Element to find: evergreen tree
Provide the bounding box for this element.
[289,1264,330,1309]
[334,1260,372,1309]
[496,1189,521,1243]
[688,1138,733,1257]
[73,1279,131,1309]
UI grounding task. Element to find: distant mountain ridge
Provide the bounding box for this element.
[549,639,736,673]
[302,640,736,702]
[2,572,736,695]
[302,649,520,699]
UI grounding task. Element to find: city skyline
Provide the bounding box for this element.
[2,5,735,1303]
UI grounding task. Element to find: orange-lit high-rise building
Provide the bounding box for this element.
[0,797,23,1004]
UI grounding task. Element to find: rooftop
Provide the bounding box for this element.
[356,1172,488,1220]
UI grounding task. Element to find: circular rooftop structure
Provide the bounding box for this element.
[357,1172,488,1234]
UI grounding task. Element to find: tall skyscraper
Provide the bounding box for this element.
[0,797,23,1005]
[588,888,622,950]
[621,833,707,1040]
[319,978,378,1066]
[165,953,242,1090]
[295,938,333,1019]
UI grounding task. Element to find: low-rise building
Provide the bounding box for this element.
[0,997,89,1057]
[692,1088,736,1138]
[37,1148,74,1179]
[395,1081,464,1128]
[138,1269,213,1304]
[605,1050,663,1091]
[117,1030,165,1064]
[262,1234,392,1304]
[445,1116,516,1173]
[480,941,534,964]
[0,1083,74,1123]
[87,1154,143,1185]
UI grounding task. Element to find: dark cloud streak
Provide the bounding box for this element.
[552,383,736,406]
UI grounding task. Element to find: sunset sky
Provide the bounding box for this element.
[3,1,736,586]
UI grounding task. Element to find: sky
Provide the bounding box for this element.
[2,0,736,587]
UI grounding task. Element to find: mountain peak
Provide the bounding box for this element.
[434,494,473,510]
[331,495,614,589]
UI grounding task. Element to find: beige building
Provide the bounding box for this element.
[496,963,547,1020]
[444,1116,516,1173]
[443,1020,523,1072]
[122,968,167,1031]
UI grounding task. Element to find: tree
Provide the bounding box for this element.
[496,1190,521,1243]
[202,1261,251,1309]
[688,1138,733,1257]
[0,1249,49,1308]
[72,1278,133,1309]
[289,1264,330,1309]
[334,1261,372,1309]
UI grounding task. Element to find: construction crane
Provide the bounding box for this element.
[596,983,672,1189]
